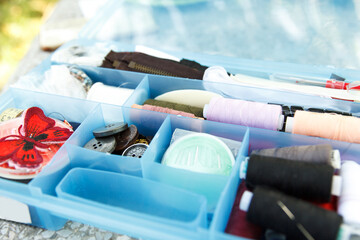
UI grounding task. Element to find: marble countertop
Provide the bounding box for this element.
[0,220,135,240]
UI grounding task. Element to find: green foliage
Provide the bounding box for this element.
[0,0,57,88]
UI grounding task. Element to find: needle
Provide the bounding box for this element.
[270,73,350,90]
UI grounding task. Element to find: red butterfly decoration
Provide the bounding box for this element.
[0,107,72,169]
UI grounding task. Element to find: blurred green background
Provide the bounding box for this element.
[0,0,57,90]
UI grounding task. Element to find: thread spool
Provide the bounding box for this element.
[225,181,263,239]
[154,89,222,108]
[251,144,341,169]
[285,111,360,144]
[87,82,134,105]
[144,99,204,117]
[132,104,198,118]
[239,186,343,240]
[204,97,284,131]
[338,161,360,225]
[241,154,340,202]
[142,104,196,118]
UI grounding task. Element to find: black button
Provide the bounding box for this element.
[113,125,139,154]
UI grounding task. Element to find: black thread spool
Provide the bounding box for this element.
[251,144,334,165]
[245,154,334,202]
[246,186,343,240]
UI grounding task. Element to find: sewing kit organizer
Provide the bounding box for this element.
[1,52,360,240]
[4,0,360,237]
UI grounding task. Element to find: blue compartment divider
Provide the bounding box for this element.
[56,168,208,230]
[0,186,208,240]
[52,38,360,82]
[78,65,147,88]
[66,144,143,177]
[0,88,99,123]
[142,160,229,217]
[210,130,249,233]
[123,76,151,108]
[124,105,169,137]
[119,72,360,117]
[141,116,247,215]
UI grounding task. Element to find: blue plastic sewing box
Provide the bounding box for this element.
[1,0,360,239]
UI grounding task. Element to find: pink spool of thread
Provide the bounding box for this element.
[132,104,197,118]
[203,97,284,131]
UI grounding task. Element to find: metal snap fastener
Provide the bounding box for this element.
[122,143,148,158]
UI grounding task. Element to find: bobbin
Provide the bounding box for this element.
[155,89,222,108]
[203,103,285,131]
[239,191,360,240]
[285,111,360,144]
[239,188,344,240]
[284,117,294,133]
[338,161,360,226]
[87,82,134,105]
[239,157,342,197]
[251,145,341,169]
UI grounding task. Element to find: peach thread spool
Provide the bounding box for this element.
[288,110,360,143]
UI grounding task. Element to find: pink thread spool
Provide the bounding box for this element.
[142,104,196,118]
[132,104,197,118]
[203,97,284,131]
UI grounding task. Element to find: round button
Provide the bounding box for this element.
[93,122,128,137]
[122,143,148,158]
[84,136,116,153]
[114,125,139,153]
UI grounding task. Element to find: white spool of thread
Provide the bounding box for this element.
[86,82,134,106]
[338,160,360,225]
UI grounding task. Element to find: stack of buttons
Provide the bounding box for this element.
[84,122,151,158]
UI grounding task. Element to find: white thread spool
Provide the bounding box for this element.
[338,161,360,225]
[87,82,134,105]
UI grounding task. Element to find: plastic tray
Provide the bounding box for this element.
[2,62,360,239]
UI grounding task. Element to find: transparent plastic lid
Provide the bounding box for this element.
[79,0,360,69]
